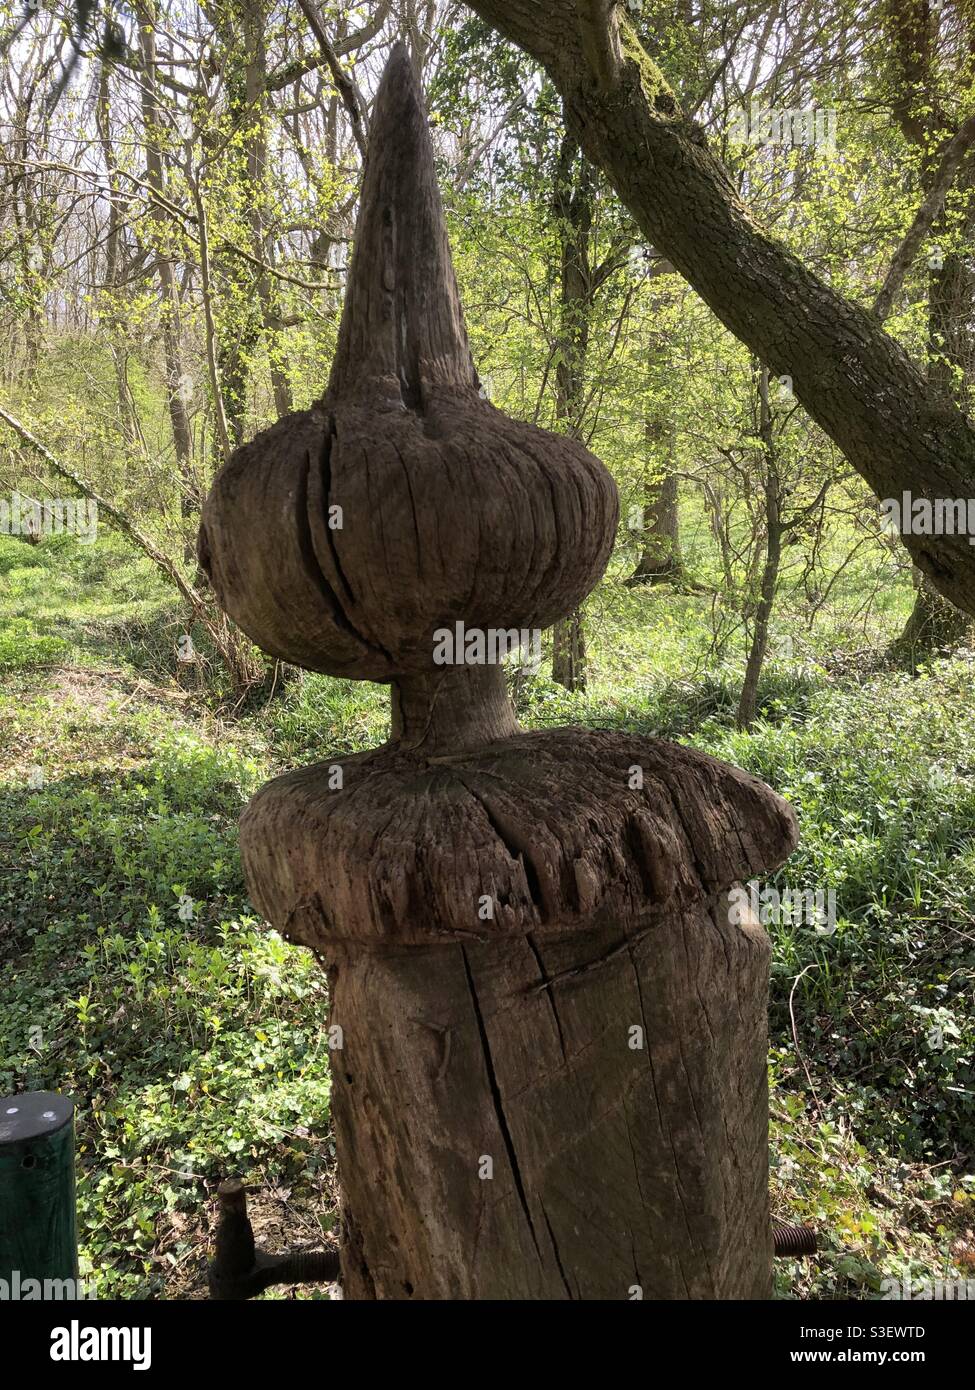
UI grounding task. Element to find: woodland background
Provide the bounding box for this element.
[0,0,974,1297]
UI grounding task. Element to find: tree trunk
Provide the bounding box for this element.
[97,67,142,451]
[552,608,587,689]
[885,1,973,660]
[241,0,293,419]
[208,2,267,446]
[628,415,684,585]
[737,369,782,729]
[136,8,197,556]
[891,570,971,668]
[891,235,974,661]
[466,0,975,618]
[631,469,682,584]
[551,131,593,691]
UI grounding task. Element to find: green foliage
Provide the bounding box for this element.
[0,616,69,670]
[0,680,331,1298]
[703,662,975,1163]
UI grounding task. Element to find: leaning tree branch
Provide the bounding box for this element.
[464,0,975,619]
[267,0,393,91]
[295,0,369,157]
[0,405,204,614]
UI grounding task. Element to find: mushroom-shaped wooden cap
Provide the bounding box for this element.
[240,730,800,948]
[198,44,619,680]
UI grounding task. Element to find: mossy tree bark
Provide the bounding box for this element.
[627,419,684,587]
[884,0,974,661]
[551,131,594,693]
[465,0,975,619]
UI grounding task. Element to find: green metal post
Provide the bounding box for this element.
[0,1092,78,1293]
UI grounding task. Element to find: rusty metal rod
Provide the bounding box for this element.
[208,1179,340,1301]
[773,1216,818,1257]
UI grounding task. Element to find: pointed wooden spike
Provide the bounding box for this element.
[324,42,478,408]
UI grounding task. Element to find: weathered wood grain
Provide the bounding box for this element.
[198,44,618,680]
[199,42,800,1300]
[242,728,795,1299]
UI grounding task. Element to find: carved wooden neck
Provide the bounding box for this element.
[390,666,519,754]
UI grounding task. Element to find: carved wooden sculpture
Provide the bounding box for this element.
[199,45,798,1300]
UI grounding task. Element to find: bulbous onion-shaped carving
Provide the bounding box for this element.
[198,45,619,681]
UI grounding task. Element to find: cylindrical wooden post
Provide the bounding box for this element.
[0,1091,78,1290]
[241,728,795,1299]
[198,45,798,1299]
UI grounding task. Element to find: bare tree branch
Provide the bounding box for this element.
[295,0,369,157]
[873,112,975,324]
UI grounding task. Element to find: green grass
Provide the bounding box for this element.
[0,673,333,1298]
[0,534,174,674]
